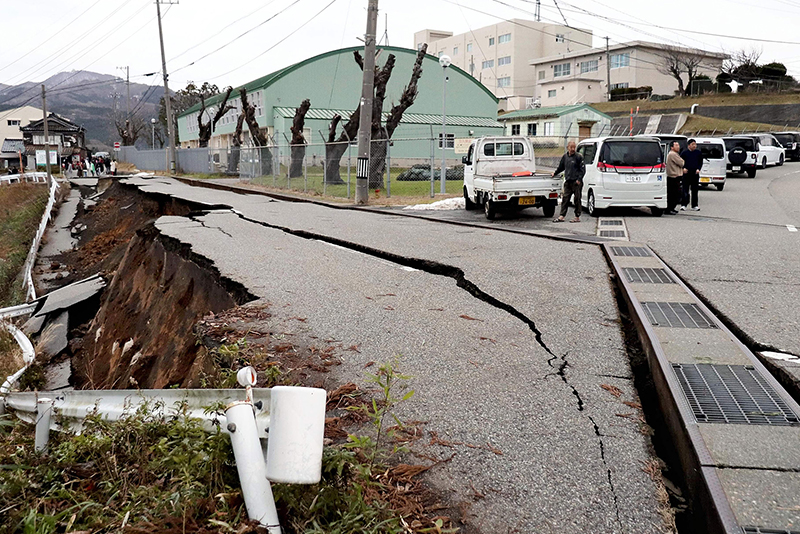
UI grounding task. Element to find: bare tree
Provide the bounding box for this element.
[324,111,358,184]
[656,46,705,96]
[240,87,272,175]
[227,113,245,174]
[289,99,311,178]
[114,113,145,146]
[197,86,234,147]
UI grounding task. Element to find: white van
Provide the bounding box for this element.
[576,137,667,217]
[694,137,727,191]
[462,136,561,220]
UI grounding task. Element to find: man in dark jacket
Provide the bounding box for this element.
[552,141,585,222]
[680,139,704,211]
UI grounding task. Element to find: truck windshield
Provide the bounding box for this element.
[724,138,755,151]
[484,142,525,156]
[698,144,724,159]
[600,141,663,166]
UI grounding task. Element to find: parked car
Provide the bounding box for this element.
[737,134,785,168]
[637,134,687,161]
[462,136,561,220]
[772,132,800,162]
[577,136,667,217]
[722,137,758,178]
[693,137,727,191]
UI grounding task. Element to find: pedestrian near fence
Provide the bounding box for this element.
[680,139,704,211]
[665,141,685,214]
[552,141,585,223]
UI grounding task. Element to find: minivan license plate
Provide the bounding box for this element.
[625,176,641,183]
[731,166,741,171]
[700,177,711,183]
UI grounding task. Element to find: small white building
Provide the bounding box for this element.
[496,104,612,140]
[530,41,727,106]
[0,105,43,170]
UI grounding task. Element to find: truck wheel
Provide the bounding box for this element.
[716,183,725,191]
[587,191,602,217]
[542,202,556,218]
[651,207,663,217]
[484,199,497,220]
[464,187,478,210]
[747,168,757,178]
[778,154,785,166]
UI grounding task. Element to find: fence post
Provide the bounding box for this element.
[384,127,391,198]
[303,151,308,193]
[282,133,291,189]
[344,129,352,199]
[563,123,572,149]
[429,124,435,198]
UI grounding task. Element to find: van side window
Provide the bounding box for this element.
[484,143,495,157]
[578,143,597,163]
[466,144,474,165]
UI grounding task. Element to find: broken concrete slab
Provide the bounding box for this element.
[21,314,46,336]
[36,310,68,361]
[44,359,71,390]
[32,275,105,319]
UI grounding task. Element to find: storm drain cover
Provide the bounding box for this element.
[611,246,650,257]
[600,220,623,226]
[743,528,800,534]
[641,301,717,328]
[624,267,674,284]
[673,364,800,426]
[600,230,626,238]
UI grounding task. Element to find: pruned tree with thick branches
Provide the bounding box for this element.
[656,46,705,96]
[197,86,234,148]
[324,44,428,187]
[289,99,311,178]
[240,87,272,175]
[114,112,145,146]
[227,113,245,174]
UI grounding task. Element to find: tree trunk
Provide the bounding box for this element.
[289,99,310,178]
[227,113,245,174]
[240,88,272,175]
[324,142,348,184]
[368,129,387,189]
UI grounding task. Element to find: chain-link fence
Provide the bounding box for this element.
[120,133,584,199]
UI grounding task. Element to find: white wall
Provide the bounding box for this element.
[0,106,42,146]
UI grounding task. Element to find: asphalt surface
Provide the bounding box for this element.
[122,177,667,533]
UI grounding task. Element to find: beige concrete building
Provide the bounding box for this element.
[0,105,43,170]
[530,41,727,106]
[414,20,592,112]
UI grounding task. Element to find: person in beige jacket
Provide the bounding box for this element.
[665,141,685,215]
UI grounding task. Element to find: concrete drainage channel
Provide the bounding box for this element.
[132,178,799,532]
[605,242,800,534]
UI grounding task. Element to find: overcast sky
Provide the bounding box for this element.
[2,0,799,92]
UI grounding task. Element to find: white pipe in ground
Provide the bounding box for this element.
[225,401,280,533]
[266,386,326,484]
[35,398,52,452]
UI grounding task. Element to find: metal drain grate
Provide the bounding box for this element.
[610,246,650,257]
[600,220,624,226]
[641,301,717,328]
[600,230,626,238]
[743,528,800,534]
[673,364,800,426]
[624,267,674,284]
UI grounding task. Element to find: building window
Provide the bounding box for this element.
[544,122,555,136]
[497,77,511,88]
[511,124,520,135]
[7,120,20,126]
[488,37,495,46]
[553,62,571,77]
[33,135,59,144]
[438,133,455,149]
[610,82,629,90]
[538,70,545,80]
[610,52,630,69]
[482,59,494,69]
[580,60,598,73]
[498,33,511,44]
[467,43,472,52]
[548,89,557,98]
[498,56,511,66]
[527,123,537,136]
[453,46,459,55]
[555,34,565,43]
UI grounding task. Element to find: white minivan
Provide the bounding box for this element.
[576,137,667,217]
[694,137,727,191]
[737,134,786,168]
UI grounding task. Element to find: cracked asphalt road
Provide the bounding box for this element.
[126,177,666,532]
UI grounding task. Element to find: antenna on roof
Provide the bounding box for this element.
[535,0,540,22]
[379,13,389,46]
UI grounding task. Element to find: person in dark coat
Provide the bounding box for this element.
[552,141,586,222]
[680,139,704,211]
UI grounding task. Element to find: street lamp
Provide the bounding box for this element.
[439,54,451,194]
[151,118,157,149]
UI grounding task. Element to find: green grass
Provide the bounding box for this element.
[592,91,800,114]
[0,183,49,308]
[679,115,787,136]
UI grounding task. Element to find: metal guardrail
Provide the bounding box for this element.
[22,179,60,302]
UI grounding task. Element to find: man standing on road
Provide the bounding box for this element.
[680,139,703,211]
[666,141,685,215]
[552,141,585,223]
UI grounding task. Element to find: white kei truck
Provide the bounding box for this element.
[462,136,561,220]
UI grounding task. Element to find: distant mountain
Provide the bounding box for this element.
[0,70,165,150]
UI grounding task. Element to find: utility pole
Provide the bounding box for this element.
[41,84,52,187]
[535,0,540,22]
[355,0,379,205]
[605,37,611,102]
[118,66,130,143]
[156,0,177,174]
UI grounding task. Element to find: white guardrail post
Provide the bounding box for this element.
[0,367,326,532]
